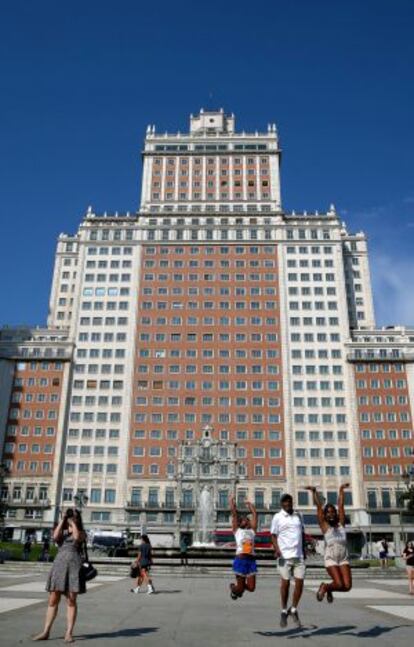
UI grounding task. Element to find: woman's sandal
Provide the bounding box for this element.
[316,583,326,602]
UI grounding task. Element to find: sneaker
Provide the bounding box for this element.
[130,587,140,594]
[147,585,154,595]
[326,590,334,603]
[229,584,239,600]
[289,608,301,627]
[280,610,289,628]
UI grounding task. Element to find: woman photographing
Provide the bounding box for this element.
[33,508,87,642]
[306,483,352,602]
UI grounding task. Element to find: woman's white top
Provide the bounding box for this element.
[234,528,255,556]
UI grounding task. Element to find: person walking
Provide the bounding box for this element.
[306,483,352,603]
[180,535,189,567]
[23,538,32,561]
[402,540,414,595]
[379,538,389,568]
[270,493,306,628]
[131,534,154,594]
[32,508,87,643]
[229,495,258,600]
[40,538,50,563]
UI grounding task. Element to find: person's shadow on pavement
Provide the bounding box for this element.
[76,626,158,640]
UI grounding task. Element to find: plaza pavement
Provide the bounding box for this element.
[0,567,413,646]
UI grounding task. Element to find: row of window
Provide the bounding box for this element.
[295,448,348,458]
[140,316,279,327]
[141,301,278,310]
[76,349,126,359]
[133,413,281,423]
[359,412,411,422]
[139,349,279,359]
[68,428,120,439]
[296,465,350,476]
[13,377,61,386]
[293,414,347,423]
[74,364,125,374]
[356,364,405,373]
[135,396,281,406]
[356,379,407,389]
[142,287,278,295]
[131,429,281,441]
[289,316,341,327]
[145,245,275,255]
[135,380,281,392]
[82,288,130,296]
[64,463,118,473]
[363,447,413,457]
[136,365,280,374]
[66,446,119,456]
[153,156,269,165]
[364,464,409,475]
[79,317,129,326]
[1,486,48,501]
[11,393,60,403]
[144,259,276,268]
[295,430,347,441]
[290,333,341,342]
[69,412,122,422]
[72,379,124,390]
[6,426,56,437]
[4,443,54,454]
[138,332,279,342]
[71,395,123,406]
[143,271,277,281]
[5,461,51,472]
[84,274,131,282]
[360,429,412,439]
[9,410,58,420]
[15,361,63,371]
[129,463,283,477]
[85,259,132,268]
[358,395,408,405]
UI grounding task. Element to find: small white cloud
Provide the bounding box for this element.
[371,253,414,326]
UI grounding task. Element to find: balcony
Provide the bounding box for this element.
[5,497,51,508]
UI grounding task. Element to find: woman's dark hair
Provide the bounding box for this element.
[141,534,151,545]
[72,509,84,532]
[323,503,338,518]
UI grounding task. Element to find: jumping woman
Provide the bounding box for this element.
[306,483,352,602]
[229,495,258,600]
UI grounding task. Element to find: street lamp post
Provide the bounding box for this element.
[0,463,10,541]
[397,464,414,546]
[73,492,89,512]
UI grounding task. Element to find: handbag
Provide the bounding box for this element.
[81,541,98,582]
[130,563,140,578]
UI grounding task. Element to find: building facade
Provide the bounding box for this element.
[0,110,413,549]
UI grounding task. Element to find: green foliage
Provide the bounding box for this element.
[0,541,57,562]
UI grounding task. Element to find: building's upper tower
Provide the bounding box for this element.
[140,109,281,213]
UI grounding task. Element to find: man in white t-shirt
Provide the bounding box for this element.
[270,493,306,628]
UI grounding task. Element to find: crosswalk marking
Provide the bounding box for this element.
[0,598,43,614]
[368,605,414,622]
[305,586,408,599]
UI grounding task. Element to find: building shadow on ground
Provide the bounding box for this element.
[256,623,411,639]
[76,626,158,640]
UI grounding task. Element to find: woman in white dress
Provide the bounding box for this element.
[306,484,352,603]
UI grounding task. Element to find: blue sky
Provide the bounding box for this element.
[1,0,413,327]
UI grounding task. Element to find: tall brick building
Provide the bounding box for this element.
[0,110,413,550]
